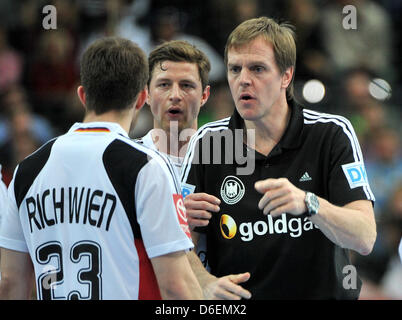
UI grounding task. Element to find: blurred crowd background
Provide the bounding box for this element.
[0,0,400,299]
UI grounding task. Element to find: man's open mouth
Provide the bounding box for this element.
[168,107,182,114]
[240,94,254,101]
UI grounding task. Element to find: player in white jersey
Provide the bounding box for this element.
[0,37,202,300]
[0,165,8,268]
[399,238,402,264]
[0,166,7,230]
[137,40,251,300]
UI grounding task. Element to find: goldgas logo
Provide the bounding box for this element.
[219,213,319,241]
[220,214,237,239]
[220,176,245,205]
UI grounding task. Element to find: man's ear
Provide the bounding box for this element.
[77,86,87,109]
[281,67,294,90]
[145,85,151,106]
[135,88,148,111]
[200,85,211,108]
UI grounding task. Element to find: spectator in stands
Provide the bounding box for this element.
[0,27,23,94]
[321,0,393,79]
[0,86,55,184]
[117,6,225,83]
[28,30,79,132]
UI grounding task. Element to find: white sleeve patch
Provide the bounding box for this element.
[342,162,369,189]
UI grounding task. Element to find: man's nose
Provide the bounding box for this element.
[239,69,252,87]
[169,83,182,103]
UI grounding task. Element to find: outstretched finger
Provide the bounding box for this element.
[186,192,221,205]
[185,200,220,213]
[222,273,252,299]
[188,217,210,229]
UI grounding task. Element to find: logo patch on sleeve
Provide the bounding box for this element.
[173,194,191,239]
[181,183,195,199]
[342,162,369,189]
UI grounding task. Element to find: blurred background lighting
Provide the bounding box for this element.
[369,78,392,101]
[302,79,326,104]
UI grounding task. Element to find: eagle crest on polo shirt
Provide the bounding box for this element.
[220,176,245,205]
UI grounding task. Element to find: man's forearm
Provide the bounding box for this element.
[0,249,35,300]
[310,199,376,255]
[187,250,216,288]
[0,275,34,299]
[152,250,204,300]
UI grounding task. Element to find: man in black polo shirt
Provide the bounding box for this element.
[181,17,377,299]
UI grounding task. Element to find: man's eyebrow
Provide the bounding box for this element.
[180,78,198,84]
[228,60,269,66]
[246,60,269,67]
[154,78,199,86]
[154,77,172,82]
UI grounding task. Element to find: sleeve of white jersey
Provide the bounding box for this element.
[399,238,402,264]
[0,176,29,252]
[0,174,7,229]
[135,156,194,259]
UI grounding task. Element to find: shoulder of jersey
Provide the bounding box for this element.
[18,136,58,166]
[118,135,171,164]
[302,107,365,161]
[197,117,231,132]
[185,117,230,157]
[188,117,231,148]
[132,137,144,144]
[181,117,230,181]
[121,136,182,193]
[302,108,354,130]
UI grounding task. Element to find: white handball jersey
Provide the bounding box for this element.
[0,166,8,229]
[136,130,195,198]
[399,238,402,264]
[137,130,210,271]
[137,130,183,177]
[0,122,193,300]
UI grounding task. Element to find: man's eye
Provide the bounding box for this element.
[158,83,169,88]
[230,66,241,74]
[182,83,195,89]
[252,66,265,73]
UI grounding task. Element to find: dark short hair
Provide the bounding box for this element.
[80,37,148,114]
[148,40,211,90]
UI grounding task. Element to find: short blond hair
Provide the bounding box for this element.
[224,17,296,99]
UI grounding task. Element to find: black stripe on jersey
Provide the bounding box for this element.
[14,138,57,208]
[103,139,149,238]
[121,136,181,194]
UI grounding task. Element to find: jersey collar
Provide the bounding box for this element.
[141,129,158,151]
[68,122,129,137]
[229,99,304,151]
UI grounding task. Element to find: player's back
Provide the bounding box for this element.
[9,122,181,299]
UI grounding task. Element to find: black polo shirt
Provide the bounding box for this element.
[181,100,375,299]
